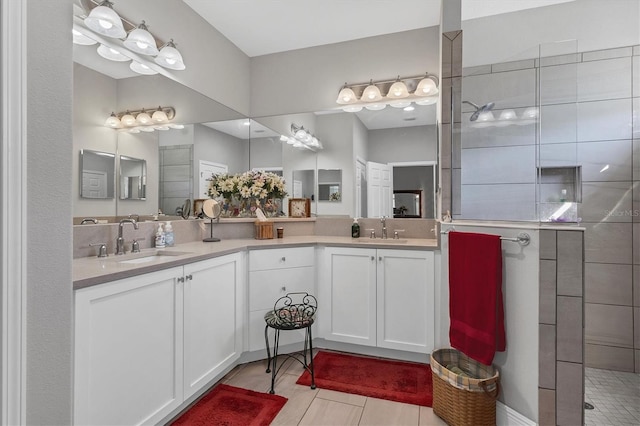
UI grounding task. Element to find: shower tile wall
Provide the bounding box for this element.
[159,145,193,216]
[460,45,640,373]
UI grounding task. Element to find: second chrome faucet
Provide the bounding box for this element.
[116,218,139,255]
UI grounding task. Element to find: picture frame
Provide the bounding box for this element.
[288,198,311,217]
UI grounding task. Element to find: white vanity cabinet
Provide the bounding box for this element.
[319,247,435,354]
[74,253,244,426]
[247,247,315,352]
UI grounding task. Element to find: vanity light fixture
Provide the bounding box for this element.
[104,107,181,132]
[72,28,97,45]
[76,1,186,71]
[287,124,323,151]
[124,21,159,56]
[96,44,130,62]
[335,73,439,112]
[130,60,158,75]
[155,40,186,70]
[84,0,126,39]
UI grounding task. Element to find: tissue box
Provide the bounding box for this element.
[254,221,274,239]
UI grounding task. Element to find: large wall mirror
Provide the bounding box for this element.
[79,149,116,199]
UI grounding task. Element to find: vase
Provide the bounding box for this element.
[262,198,279,217]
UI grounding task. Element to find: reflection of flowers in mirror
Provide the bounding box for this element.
[207,170,288,202]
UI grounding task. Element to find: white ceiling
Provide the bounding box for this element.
[183,0,574,57]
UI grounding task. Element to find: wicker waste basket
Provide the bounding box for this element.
[430,348,500,426]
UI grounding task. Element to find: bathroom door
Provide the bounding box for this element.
[366,161,393,218]
[198,161,227,199]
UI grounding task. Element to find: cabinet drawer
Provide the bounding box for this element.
[249,247,314,271]
[249,266,314,311]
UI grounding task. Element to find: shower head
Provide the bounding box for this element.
[463,101,495,121]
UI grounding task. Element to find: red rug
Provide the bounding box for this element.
[171,384,287,426]
[297,351,432,406]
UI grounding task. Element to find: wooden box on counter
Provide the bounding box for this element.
[254,221,274,239]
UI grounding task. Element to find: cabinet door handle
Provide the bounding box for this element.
[370,256,374,261]
[281,286,286,292]
[177,277,185,283]
[379,256,382,261]
[185,274,193,281]
[281,257,286,262]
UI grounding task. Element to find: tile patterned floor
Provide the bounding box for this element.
[584,367,640,426]
[221,355,447,425]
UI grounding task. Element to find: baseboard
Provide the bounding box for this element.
[497,402,536,426]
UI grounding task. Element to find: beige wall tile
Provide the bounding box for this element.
[441,33,453,79]
[539,324,556,389]
[451,31,463,79]
[634,224,640,264]
[359,397,419,426]
[557,297,583,362]
[539,388,556,426]
[585,303,633,347]
[556,361,583,426]
[540,230,557,260]
[585,343,635,371]
[635,307,640,349]
[585,262,633,305]
[557,231,583,296]
[635,349,640,373]
[634,265,640,306]
[540,260,557,324]
[584,222,633,264]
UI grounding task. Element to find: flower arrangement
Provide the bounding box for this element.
[207,170,288,216]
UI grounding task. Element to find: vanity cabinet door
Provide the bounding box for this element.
[183,253,244,400]
[376,249,435,353]
[74,267,184,426]
[321,247,377,346]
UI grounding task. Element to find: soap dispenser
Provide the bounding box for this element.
[155,223,166,248]
[351,218,360,238]
[164,222,174,247]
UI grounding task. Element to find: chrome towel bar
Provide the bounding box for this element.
[440,227,531,246]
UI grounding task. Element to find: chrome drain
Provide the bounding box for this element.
[584,402,595,410]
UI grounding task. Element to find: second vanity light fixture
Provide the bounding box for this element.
[279,124,323,151]
[104,106,185,132]
[77,0,186,75]
[336,73,439,112]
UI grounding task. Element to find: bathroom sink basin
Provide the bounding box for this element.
[117,250,192,264]
[356,239,408,244]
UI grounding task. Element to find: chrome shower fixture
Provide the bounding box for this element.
[463,100,495,121]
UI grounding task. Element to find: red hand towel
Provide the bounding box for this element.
[448,231,505,365]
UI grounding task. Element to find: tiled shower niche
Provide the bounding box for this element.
[538,166,582,223]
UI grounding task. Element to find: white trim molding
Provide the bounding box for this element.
[497,402,536,426]
[1,0,27,424]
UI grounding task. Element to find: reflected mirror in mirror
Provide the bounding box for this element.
[393,190,422,218]
[292,169,315,200]
[80,149,116,199]
[119,155,147,200]
[318,169,342,202]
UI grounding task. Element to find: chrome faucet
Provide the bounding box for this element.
[115,219,139,255]
[381,216,387,239]
[80,218,98,225]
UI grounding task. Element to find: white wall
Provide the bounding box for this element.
[106,0,251,115]
[249,136,283,170]
[193,124,249,177]
[439,223,540,423]
[73,63,118,218]
[368,125,438,164]
[462,0,640,67]
[26,0,73,423]
[251,27,441,117]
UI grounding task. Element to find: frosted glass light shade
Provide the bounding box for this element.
[342,105,363,112]
[130,61,158,75]
[390,101,411,108]
[121,112,136,127]
[387,79,409,99]
[155,40,185,70]
[361,81,383,102]
[415,76,438,96]
[336,86,357,104]
[104,112,121,128]
[136,110,152,125]
[152,108,169,123]
[364,103,386,111]
[72,29,97,46]
[139,126,155,132]
[415,97,437,106]
[97,44,129,62]
[168,123,184,129]
[124,22,159,56]
[84,2,126,39]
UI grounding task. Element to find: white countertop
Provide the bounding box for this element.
[73,235,438,289]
